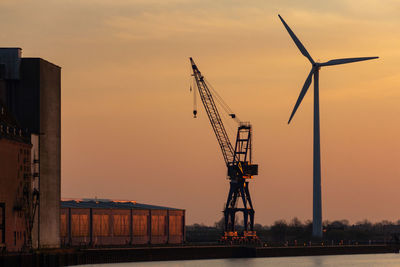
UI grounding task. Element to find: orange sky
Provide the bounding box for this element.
[1,0,399,225]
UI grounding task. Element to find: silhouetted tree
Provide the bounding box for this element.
[271,220,288,242]
[214,217,224,230]
[186,219,400,244]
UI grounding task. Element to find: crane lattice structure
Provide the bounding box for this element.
[190,58,259,243]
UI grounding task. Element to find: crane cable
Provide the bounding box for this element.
[204,79,241,138]
[190,75,238,139]
[191,77,198,118]
[204,79,240,123]
[189,76,198,118]
[189,69,238,123]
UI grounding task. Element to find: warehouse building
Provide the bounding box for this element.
[60,199,185,246]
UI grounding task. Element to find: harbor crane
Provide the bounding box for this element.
[189,58,259,242]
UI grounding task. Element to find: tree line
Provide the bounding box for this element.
[186,218,400,245]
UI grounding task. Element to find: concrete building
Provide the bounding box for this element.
[0,48,61,249]
[0,101,32,252]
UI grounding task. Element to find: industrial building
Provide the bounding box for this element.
[0,48,185,252]
[0,47,61,250]
[60,199,185,247]
[0,101,32,252]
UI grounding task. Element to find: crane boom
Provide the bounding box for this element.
[190,57,235,165]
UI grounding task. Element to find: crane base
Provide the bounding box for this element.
[219,231,261,245]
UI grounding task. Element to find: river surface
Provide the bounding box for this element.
[78,253,400,267]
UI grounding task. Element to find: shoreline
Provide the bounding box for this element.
[1,244,399,266]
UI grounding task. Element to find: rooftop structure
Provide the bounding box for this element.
[61,199,183,211]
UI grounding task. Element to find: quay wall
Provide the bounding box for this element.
[0,245,398,267]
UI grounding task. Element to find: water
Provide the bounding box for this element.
[79,253,400,267]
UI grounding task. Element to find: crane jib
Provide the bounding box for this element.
[190,60,235,165]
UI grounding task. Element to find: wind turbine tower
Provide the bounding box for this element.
[278,14,378,238]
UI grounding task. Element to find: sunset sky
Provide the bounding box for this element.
[1,0,399,225]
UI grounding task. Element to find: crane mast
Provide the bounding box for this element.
[190,58,259,243]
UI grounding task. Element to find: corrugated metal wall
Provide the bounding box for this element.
[168,210,185,244]
[132,209,149,244]
[60,208,184,247]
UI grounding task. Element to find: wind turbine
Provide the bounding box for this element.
[278,14,378,238]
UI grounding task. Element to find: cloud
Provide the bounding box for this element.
[105,10,267,41]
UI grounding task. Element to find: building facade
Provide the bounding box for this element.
[0,48,61,249]
[0,102,32,252]
[60,199,185,247]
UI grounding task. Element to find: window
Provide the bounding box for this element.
[113,214,129,236]
[0,203,4,243]
[71,214,89,237]
[169,215,183,236]
[93,214,110,237]
[151,215,166,236]
[133,215,147,236]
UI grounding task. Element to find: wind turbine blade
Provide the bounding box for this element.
[319,57,379,67]
[288,68,314,124]
[278,14,314,64]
